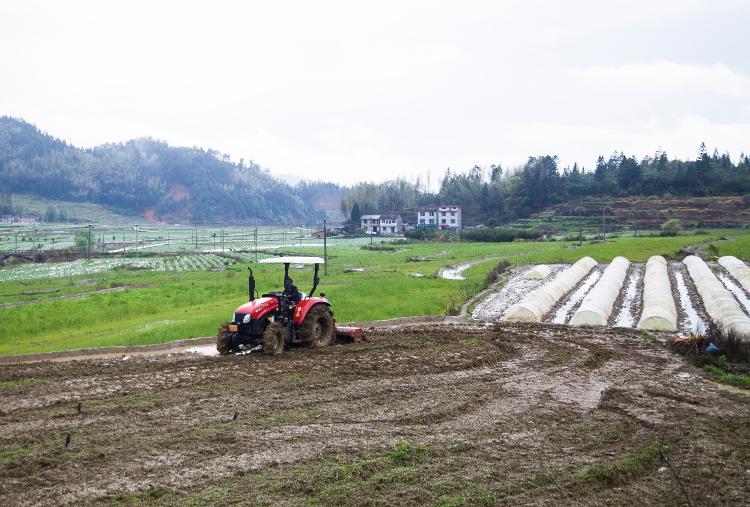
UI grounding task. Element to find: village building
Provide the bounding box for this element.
[360,213,404,235]
[416,205,462,230]
[0,214,40,224]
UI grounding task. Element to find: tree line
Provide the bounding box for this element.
[341,147,750,226]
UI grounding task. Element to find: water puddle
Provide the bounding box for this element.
[438,262,474,280]
[184,345,219,356]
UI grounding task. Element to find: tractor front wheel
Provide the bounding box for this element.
[217,322,232,355]
[300,304,335,347]
[263,322,285,356]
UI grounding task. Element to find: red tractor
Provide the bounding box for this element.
[217,256,363,355]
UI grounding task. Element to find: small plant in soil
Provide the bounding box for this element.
[671,322,750,388]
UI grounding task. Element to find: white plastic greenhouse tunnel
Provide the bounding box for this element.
[637,255,678,332]
[505,256,597,323]
[570,256,630,327]
[523,264,552,280]
[684,255,750,341]
[718,256,750,294]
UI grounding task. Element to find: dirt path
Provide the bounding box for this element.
[0,322,747,506]
[678,235,736,257]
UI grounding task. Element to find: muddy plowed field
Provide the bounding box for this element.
[1,323,748,505]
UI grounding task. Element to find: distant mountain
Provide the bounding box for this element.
[0,117,343,224]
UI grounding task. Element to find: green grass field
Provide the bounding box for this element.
[0,231,744,356]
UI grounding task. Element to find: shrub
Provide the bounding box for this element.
[659,218,683,237]
[404,228,458,241]
[361,243,398,251]
[484,260,510,288]
[671,322,749,366]
[74,230,89,250]
[462,228,542,243]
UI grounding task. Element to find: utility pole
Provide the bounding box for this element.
[602,207,607,240]
[134,225,139,259]
[221,228,224,252]
[87,224,93,258]
[578,200,583,246]
[323,219,328,275]
[254,227,258,262]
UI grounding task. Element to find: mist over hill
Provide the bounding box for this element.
[0,117,344,224]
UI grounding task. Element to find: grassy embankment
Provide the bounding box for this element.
[0,232,741,356]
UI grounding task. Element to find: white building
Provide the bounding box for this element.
[0,215,39,224]
[360,214,403,235]
[416,205,461,230]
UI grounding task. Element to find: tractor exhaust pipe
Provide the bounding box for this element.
[248,267,255,301]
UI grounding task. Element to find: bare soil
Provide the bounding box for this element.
[0,322,748,506]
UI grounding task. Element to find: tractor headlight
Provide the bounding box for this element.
[243,314,252,324]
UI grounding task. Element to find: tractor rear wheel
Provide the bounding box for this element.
[262,322,285,356]
[217,322,232,355]
[300,304,335,347]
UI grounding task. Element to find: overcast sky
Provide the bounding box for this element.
[2,1,749,188]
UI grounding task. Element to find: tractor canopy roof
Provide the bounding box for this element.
[258,256,325,265]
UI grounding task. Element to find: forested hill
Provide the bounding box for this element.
[342,151,750,226]
[0,117,342,224]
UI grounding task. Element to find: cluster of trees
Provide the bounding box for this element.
[342,148,750,226]
[0,117,337,224]
[0,191,14,215]
[43,207,70,223]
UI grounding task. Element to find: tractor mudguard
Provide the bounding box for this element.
[234,297,279,320]
[292,298,331,326]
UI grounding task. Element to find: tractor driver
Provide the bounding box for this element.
[283,275,302,302]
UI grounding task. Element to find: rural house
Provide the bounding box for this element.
[0,214,40,224]
[360,214,404,235]
[416,205,462,230]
